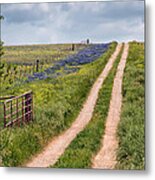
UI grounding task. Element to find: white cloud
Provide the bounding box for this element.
[1,1,144,45]
[39,3,50,12]
[4,4,34,11]
[67,2,105,13]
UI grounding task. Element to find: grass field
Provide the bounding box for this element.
[116,42,145,170]
[1,44,86,64]
[0,41,145,169]
[0,42,116,167]
[0,44,87,93]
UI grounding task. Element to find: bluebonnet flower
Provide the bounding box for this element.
[27,43,110,82]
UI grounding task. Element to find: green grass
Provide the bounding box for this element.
[0,42,117,167]
[116,42,145,170]
[0,44,86,92]
[52,44,124,168]
[2,44,87,64]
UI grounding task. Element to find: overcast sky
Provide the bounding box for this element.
[1,0,144,45]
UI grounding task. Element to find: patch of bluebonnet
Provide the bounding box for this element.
[27,43,110,82]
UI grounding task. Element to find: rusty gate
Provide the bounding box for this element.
[0,91,33,128]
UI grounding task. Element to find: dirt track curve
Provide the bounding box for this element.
[92,43,129,169]
[26,43,122,168]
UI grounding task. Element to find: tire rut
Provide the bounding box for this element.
[92,43,129,169]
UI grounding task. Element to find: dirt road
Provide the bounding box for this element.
[26,43,122,168]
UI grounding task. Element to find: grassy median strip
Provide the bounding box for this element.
[116,42,144,170]
[52,45,124,168]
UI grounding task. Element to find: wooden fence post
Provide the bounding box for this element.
[36,59,40,72]
[71,44,75,51]
[87,39,90,44]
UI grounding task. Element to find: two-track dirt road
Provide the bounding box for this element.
[26,43,122,168]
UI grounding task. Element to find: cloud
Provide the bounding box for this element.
[1,1,144,45]
[39,3,50,12]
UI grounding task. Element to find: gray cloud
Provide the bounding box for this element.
[2,4,52,24]
[1,1,144,45]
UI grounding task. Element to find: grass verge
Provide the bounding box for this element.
[116,42,145,170]
[52,44,124,168]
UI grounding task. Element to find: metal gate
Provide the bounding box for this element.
[0,91,33,128]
